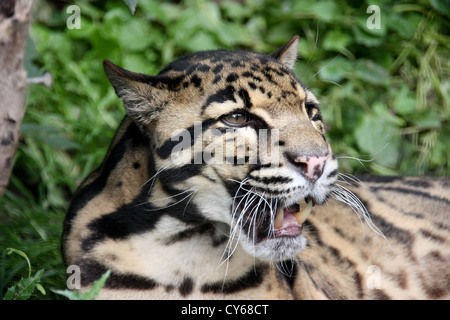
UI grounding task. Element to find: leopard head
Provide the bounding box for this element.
[104,36,338,261]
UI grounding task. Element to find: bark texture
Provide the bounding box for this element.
[0,0,33,195]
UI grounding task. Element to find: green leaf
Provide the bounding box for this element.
[292,1,338,22]
[122,53,153,74]
[430,0,450,16]
[6,248,31,278]
[322,30,352,52]
[297,38,319,60]
[180,32,219,51]
[389,14,417,39]
[36,283,46,295]
[355,104,401,168]
[317,56,352,83]
[51,289,84,300]
[20,123,81,151]
[37,134,81,151]
[4,270,45,300]
[81,269,111,300]
[119,20,152,52]
[373,103,405,127]
[221,0,252,20]
[353,60,390,85]
[352,26,384,47]
[393,85,416,115]
[412,110,441,129]
[24,36,42,78]
[21,123,58,134]
[123,0,140,15]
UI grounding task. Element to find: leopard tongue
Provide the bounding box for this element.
[273,199,313,230]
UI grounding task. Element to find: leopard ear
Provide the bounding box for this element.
[269,35,299,70]
[103,60,168,127]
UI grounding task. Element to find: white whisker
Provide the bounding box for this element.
[275,258,295,278]
[310,49,344,80]
[316,79,343,88]
[338,172,363,187]
[181,188,198,216]
[336,155,373,170]
[332,184,390,249]
[300,24,320,79]
[142,187,197,212]
[142,162,174,194]
[221,178,278,269]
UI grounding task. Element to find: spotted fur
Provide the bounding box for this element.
[62,37,449,299]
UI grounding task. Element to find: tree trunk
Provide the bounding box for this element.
[0,0,33,195]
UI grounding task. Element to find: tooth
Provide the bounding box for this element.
[274,207,284,229]
[294,199,313,224]
[305,196,316,207]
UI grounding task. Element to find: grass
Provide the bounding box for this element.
[1,0,448,299]
[0,186,66,299]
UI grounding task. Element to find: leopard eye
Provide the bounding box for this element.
[304,102,322,121]
[221,112,249,126]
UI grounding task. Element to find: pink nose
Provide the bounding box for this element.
[286,154,329,182]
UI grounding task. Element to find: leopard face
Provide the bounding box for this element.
[103,36,338,262]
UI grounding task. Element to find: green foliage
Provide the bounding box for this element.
[0,189,65,299]
[1,0,448,299]
[3,249,46,300]
[4,269,46,300]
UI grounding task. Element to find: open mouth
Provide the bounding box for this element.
[273,197,314,238]
[233,196,315,242]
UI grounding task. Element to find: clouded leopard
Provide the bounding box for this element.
[62,36,450,299]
